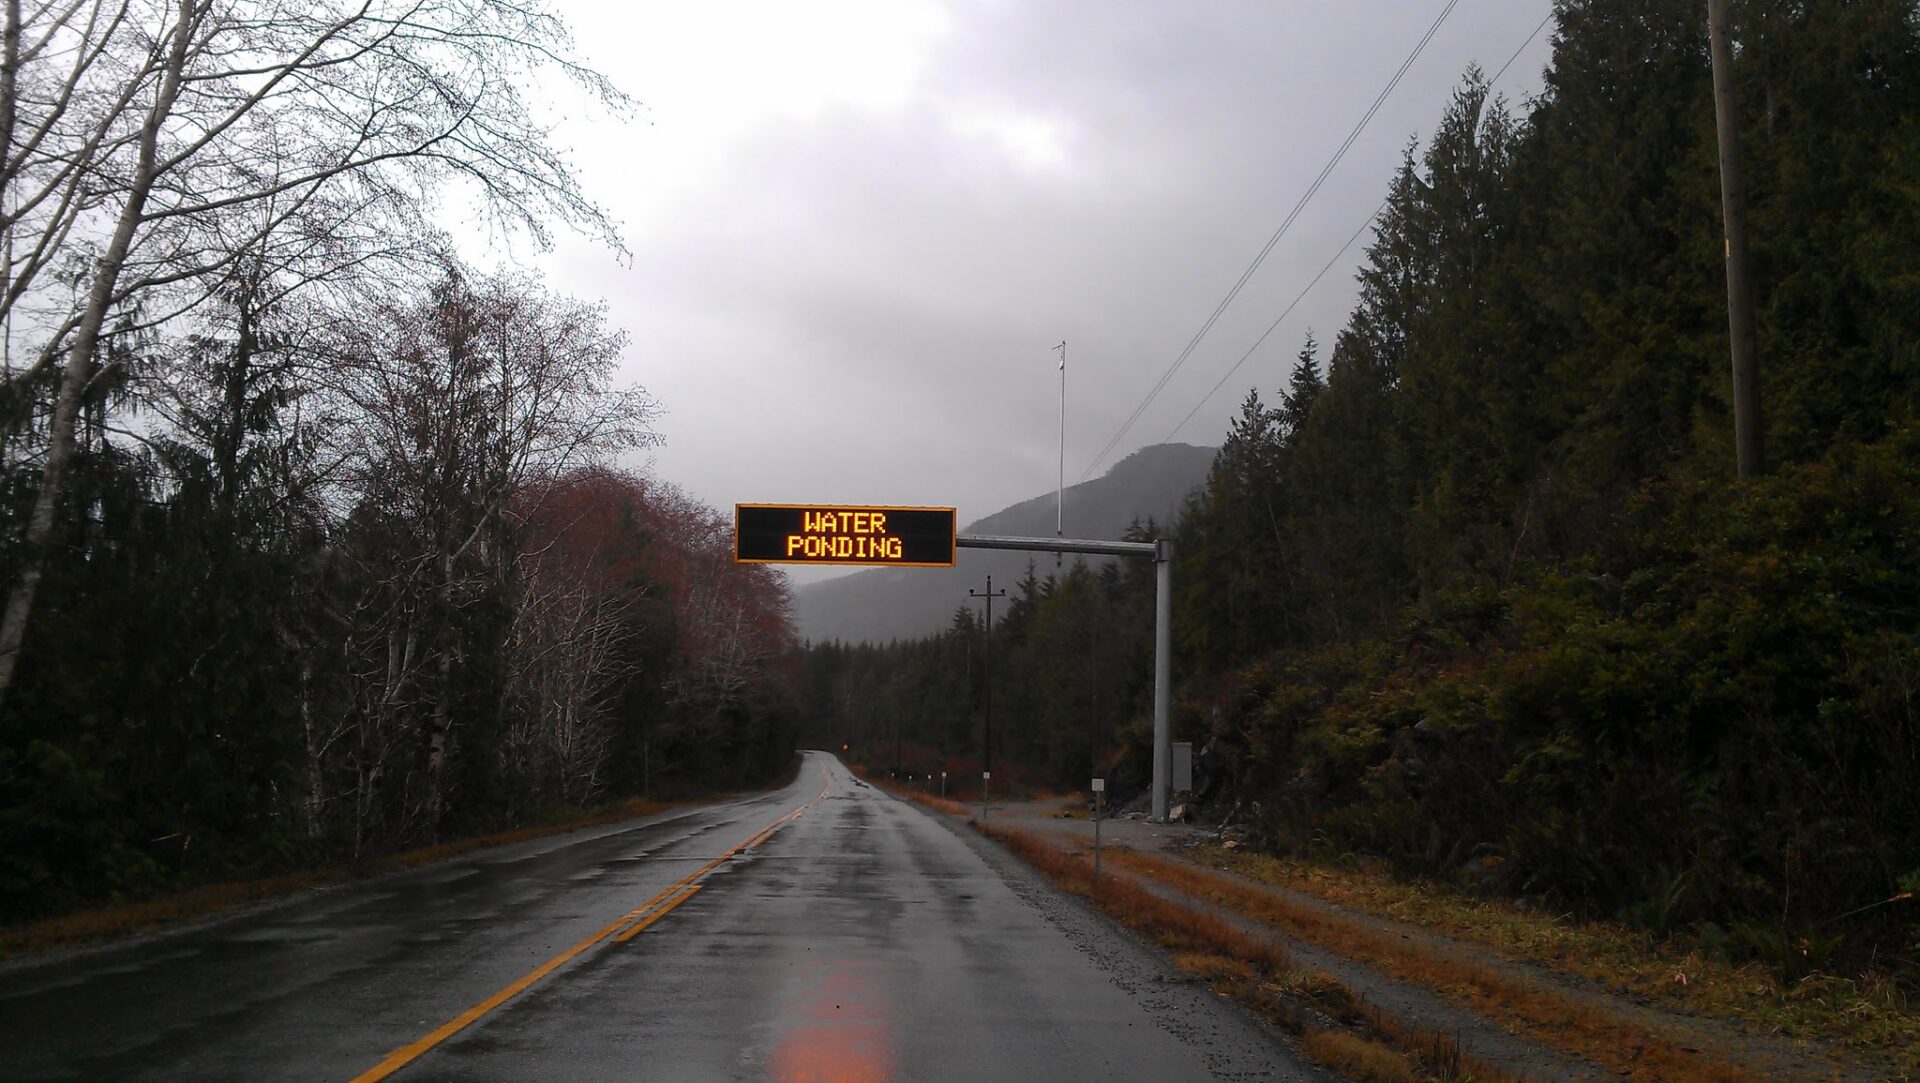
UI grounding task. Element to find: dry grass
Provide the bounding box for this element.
[1202,845,1919,1068]
[2,869,339,959]
[869,777,974,818]
[988,824,1282,964]
[1171,950,1257,983]
[1300,1029,1422,1083]
[1108,847,1792,1082]
[978,823,1516,1083]
[0,796,685,959]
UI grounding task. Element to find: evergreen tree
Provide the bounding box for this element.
[1279,334,1324,446]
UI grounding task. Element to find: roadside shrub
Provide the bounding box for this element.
[1227,427,1920,972]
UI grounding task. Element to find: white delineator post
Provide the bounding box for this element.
[1092,777,1105,885]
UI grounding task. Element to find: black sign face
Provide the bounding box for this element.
[735,505,956,567]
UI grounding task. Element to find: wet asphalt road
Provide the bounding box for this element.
[0,751,1317,1081]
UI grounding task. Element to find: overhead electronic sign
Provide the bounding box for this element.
[735,504,957,567]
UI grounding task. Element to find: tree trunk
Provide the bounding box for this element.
[423,553,456,839]
[0,0,190,712]
[300,656,325,838]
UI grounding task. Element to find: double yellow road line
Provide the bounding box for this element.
[352,765,833,1082]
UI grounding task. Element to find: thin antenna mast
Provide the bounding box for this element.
[1054,340,1066,568]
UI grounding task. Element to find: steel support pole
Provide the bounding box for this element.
[1152,539,1173,823]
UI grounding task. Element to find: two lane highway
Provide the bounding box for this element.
[1,752,1314,1081]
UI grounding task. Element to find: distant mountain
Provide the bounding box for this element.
[792,443,1216,644]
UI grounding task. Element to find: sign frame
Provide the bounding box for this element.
[733,503,958,568]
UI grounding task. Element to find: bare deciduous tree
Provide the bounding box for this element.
[502,537,636,807]
[329,271,655,838]
[0,0,627,709]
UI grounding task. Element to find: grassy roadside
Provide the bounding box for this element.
[0,794,700,961]
[849,763,1065,805]
[976,822,1518,1083]
[889,783,1908,1077]
[1193,845,1917,1076]
[867,776,974,818]
[1109,847,1780,1082]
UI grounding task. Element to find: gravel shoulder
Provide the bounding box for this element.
[958,796,1882,1082]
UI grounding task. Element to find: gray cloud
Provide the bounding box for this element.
[535,0,1556,582]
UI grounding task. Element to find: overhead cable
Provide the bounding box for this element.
[1160,8,1555,441]
[1077,0,1462,483]
[1161,200,1387,442]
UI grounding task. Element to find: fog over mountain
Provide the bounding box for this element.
[792,442,1213,644]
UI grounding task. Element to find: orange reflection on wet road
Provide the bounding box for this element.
[769,962,894,1083]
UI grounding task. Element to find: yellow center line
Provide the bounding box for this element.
[611,883,703,943]
[349,765,835,1083]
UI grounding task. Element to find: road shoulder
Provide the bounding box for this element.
[886,781,1340,1082]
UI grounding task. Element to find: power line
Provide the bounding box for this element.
[1162,200,1387,442]
[1160,9,1555,442]
[1077,0,1463,483]
[1490,11,1552,87]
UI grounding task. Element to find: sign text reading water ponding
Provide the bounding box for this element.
[734,505,957,567]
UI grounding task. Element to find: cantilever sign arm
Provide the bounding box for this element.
[956,532,1176,824]
[954,533,1155,558]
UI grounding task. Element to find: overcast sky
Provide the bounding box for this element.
[511,1,1557,583]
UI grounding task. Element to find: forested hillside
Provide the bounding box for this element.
[0,6,798,923]
[806,0,1920,977]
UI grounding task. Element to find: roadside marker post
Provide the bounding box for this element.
[1091,778,1105,886]
[941,771,947,798]
[982,770,991,823]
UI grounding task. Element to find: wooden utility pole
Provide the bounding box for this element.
[969,575,1006,813]
[1708,0,1763,478]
